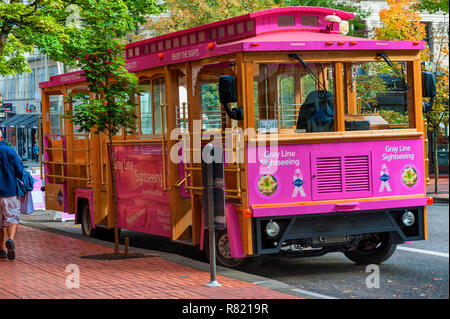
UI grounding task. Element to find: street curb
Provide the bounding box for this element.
[432,197,449,204]
[19,220,312,299]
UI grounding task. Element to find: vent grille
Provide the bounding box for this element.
[312,152,372,200]
[316,156,343,193]
[344,155,370,192]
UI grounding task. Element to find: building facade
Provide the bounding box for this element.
[0,52,65,160]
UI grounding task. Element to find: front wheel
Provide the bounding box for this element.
[204,230,261,270]
[344,232,397,265]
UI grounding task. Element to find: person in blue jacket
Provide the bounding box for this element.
[0,130,24,261]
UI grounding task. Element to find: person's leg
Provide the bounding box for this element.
[0,199,5,251]
[6,224,18,241]
[3,196,20,260]
[0,200,7,259]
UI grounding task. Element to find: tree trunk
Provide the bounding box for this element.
[434,133,439,193]
[108,132,120,254]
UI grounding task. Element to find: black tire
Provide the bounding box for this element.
[81,203,121,241]
[81,204,96,237]
[344,232,397,265]
[204,229,262,270]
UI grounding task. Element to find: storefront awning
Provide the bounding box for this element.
[18,114,39,129]
[0,114,38,129]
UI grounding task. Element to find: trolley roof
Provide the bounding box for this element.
[40,6,425,89]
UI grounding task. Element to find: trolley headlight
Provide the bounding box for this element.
[265,221,280,238]
[402,211,415,227]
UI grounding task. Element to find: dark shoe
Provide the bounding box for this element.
[0,250,6,260]
[5,239,15,260]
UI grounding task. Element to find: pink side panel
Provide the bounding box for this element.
[199,204,246,259]
[225,204,246,258]
[113,144,171,238]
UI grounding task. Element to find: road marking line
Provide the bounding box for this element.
[291,288,338,299]
[398,246,449,258]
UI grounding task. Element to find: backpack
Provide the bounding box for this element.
[297,90,335,132]
[16,170,36,196]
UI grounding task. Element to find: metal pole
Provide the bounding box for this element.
[204,144,221,287]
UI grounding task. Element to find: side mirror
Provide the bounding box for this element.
[218,75,243,120]
[422,72,436,113]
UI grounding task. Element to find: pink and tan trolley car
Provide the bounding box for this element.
[39,7,434,268]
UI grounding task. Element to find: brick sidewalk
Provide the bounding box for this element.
[0,226,299,299]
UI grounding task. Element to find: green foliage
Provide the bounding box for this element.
[356,63,390,111]
[413,0,449,13]
[149,0,370,37]
[64,41,139,137]
[0,0,163,75]
[284,0,370,37]
[380,110,409,125]
[201,83,221,107]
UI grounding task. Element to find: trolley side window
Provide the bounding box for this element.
[138,77,166,136]
[139,80,153,135]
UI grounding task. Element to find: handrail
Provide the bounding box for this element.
[160,103,169,191]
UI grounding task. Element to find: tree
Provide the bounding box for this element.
[147,0,369,37]
[375,0,449,192]
[284,0,370,37]
[0,0,68,75]
[0,0,163,75]
[62,0,164,254]
[147,0,283,36]
[2,0,162,253]
[413,0,449,13]
[424,21,449,192]
[374,0,427,43]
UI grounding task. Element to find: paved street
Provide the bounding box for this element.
[16,203,448,300]
[247,203,449,299]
